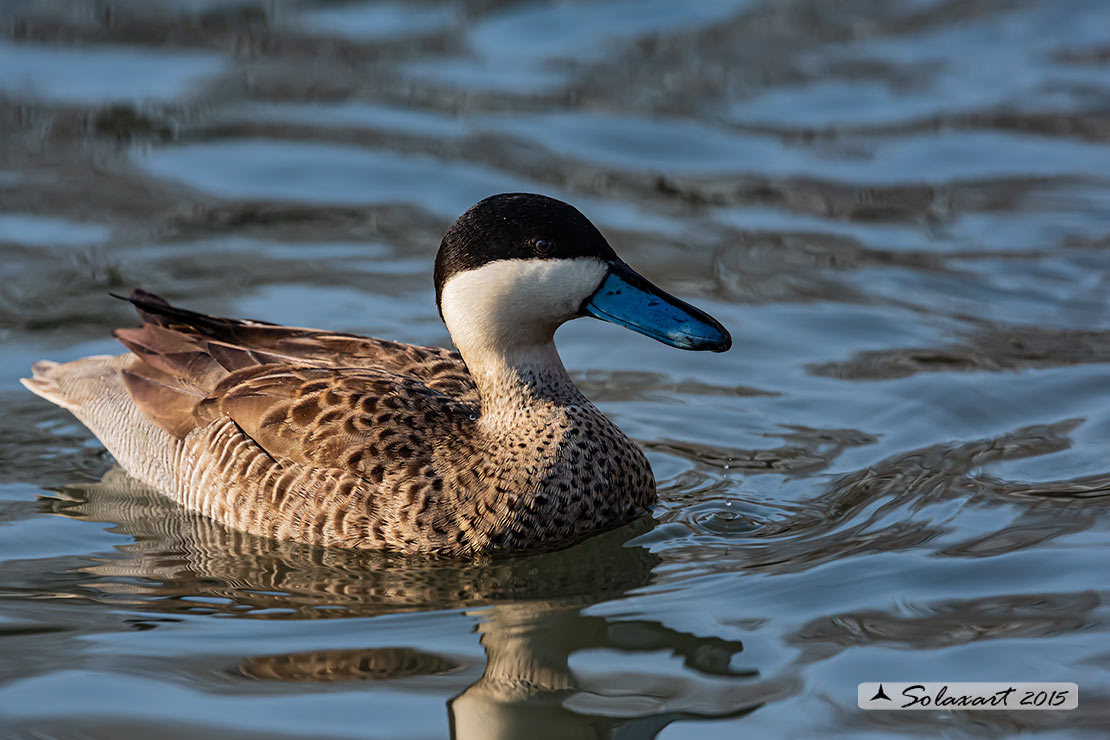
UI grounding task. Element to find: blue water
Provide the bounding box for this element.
[1,0,1109,738]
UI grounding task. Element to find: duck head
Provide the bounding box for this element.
[435,193,731,357]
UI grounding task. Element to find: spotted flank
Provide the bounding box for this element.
[22,193,730,555]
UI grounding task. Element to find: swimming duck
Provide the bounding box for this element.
[23,193,730,555]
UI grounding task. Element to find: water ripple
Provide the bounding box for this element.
[2,0,1109,737]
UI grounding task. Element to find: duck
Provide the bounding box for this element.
[22,193,731,556]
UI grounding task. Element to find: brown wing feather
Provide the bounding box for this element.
[119,368,206,439]
[112,290,479,478]
[113,325,229,390]
[196,366,475,479]
[115,290,476,395]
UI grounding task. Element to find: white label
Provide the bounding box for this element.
[858,683,1078,710]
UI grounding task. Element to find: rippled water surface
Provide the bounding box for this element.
[2,1,1110,738]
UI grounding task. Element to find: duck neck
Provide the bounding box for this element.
[458,339,589,427]
[437,259,603,427]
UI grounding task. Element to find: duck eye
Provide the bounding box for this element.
[533,239,555,255]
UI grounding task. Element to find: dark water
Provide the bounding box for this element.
[2,0,1109,737]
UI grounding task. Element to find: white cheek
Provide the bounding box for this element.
[441,258,608,349]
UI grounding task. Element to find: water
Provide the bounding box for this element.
[1,0,1109,737]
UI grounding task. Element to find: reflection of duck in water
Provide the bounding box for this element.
[24,193,730,555]
[47,469,763,738]
[447,602,760,740]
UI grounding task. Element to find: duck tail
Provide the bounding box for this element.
[20,359,80,411]
[21,353,182,492]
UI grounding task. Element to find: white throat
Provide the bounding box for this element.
[439,257,608,406]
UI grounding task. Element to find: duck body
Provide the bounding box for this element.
[23,194,729,556]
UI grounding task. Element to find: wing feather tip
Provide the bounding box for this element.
[120,369,202,439]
